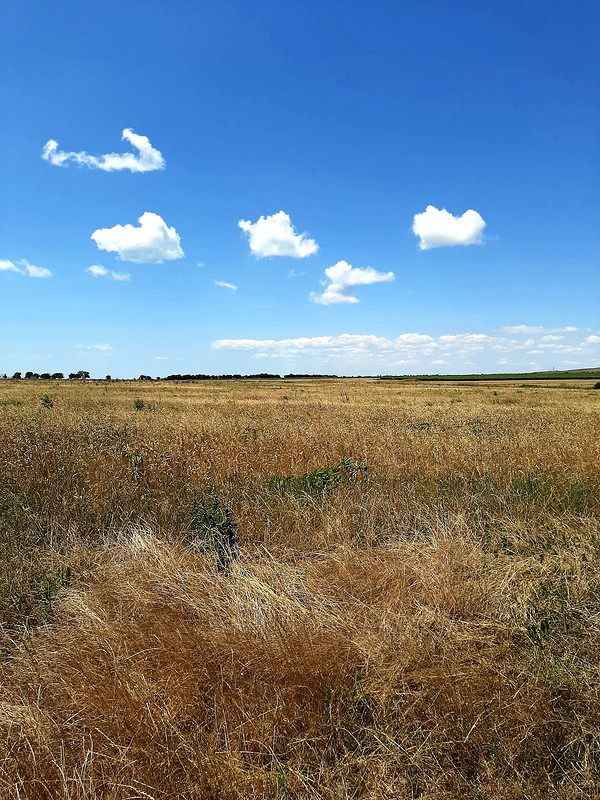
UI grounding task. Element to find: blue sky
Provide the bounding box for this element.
[1,0,598,377]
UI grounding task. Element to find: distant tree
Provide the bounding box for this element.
[69,370,90,381]
[11,372,21,380]
[40,373,51,380]
[105,375,112,382]
[25,371,34,379]
[0,374,6,379]
[51,372,64,380]
[138,374,152,381]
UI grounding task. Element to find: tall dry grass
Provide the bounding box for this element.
[0,379,599,798]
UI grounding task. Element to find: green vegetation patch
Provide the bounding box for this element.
[269,458,367,496]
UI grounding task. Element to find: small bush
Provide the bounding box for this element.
[40,394,53,409]
[190,492,238,572]
[133,398,144,410]
[594,381,600,390]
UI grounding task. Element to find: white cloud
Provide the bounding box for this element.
[0,258,51,278]
[42,128,164,172]
[23,262,52,278]
[412,205,486,250]
[210,327,595,372]
[539,344,583,353]
[86,265,131,280]
[212,333,437,366]
[153,356,169,360]
[77,343,113,351]
[501,325,578,335]
[238,211,318,258]
[541,335,564,342]
[91,212,184,263]
[437,334,489,351]
[215,280,237,291]
[0,259,21,273]
[310,260,395,305]
[87,264,108,277]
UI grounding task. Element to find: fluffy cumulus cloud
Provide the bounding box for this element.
[0,258,51,278]
[212,333,437,367]
[310,260,395,305]
[211,325,598,372]
[412,205,486,250]
[86,265,130,281]
[238,211,318,258]
[42,128,164,172]
[215,280,237,291]
[91,212,184,263]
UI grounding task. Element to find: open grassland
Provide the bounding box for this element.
[1,378,600,799]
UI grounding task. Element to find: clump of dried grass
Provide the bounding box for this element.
[2,516,600,799]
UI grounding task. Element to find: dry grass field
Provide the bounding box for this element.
[1,378,599,799]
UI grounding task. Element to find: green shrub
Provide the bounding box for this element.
[190,493,238,572]
[269,458,366,495]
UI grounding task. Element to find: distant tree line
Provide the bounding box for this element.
[163,373,341,381]
[2,371,344,382]
[164,373,282,381]
[6,371,90,381]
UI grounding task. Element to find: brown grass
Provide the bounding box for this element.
[0,378,599,798]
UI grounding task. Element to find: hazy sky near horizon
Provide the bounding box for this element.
[1,0,598,377]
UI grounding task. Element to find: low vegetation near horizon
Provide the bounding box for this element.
[1,379,600,799]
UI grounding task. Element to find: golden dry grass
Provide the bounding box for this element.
[0,378,599,798]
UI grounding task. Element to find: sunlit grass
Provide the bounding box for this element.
[0,378,599,798]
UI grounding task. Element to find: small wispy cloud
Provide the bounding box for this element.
[42,128,164,172]
[239,211,318,258]
[91,212,183,263]
[0,258,51,278]
[153,356,169,360]
[501,325,578,335]
[215,280,237,291]
[87,265,108,277]
[412,205,486,250]
[86,265,131,281]
[310,260,394,305]
[77,343,113,351]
